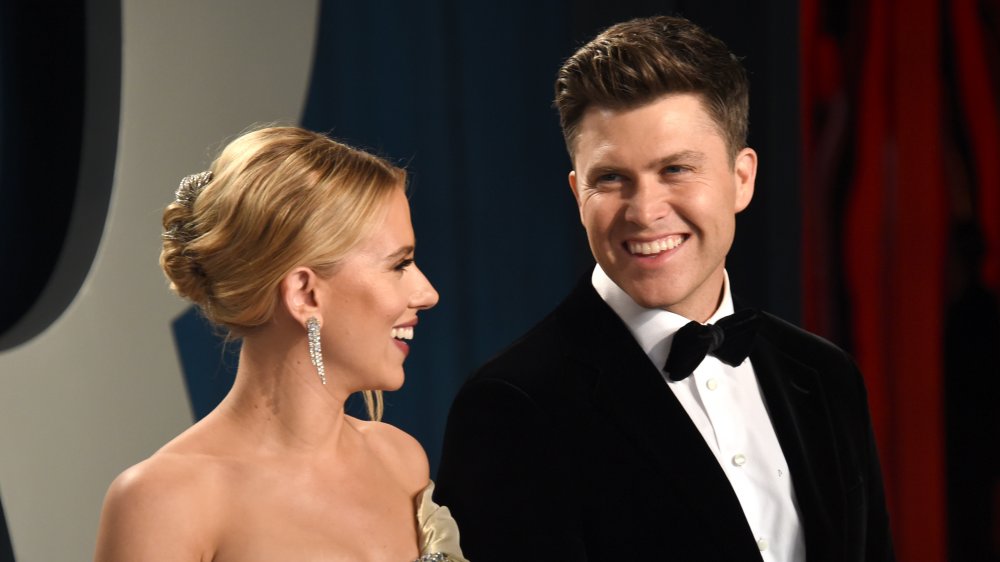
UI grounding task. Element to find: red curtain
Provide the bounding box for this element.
[952,1,1000,290]
[802,0,1000,559]
[796,0,999,559]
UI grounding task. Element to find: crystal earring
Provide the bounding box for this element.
[306,317,326,385]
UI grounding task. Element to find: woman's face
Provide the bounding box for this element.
[318,188,438,393]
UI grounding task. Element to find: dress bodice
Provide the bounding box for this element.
[414,481,468,562]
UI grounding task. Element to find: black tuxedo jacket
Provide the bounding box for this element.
[435,277,894,561]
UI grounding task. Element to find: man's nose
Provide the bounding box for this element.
[623,179,670,227]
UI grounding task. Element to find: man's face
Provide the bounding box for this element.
[569,93,756,322]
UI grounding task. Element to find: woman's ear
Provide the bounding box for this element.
[280,267,321,325]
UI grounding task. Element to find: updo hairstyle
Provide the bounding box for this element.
[160,126,405,419]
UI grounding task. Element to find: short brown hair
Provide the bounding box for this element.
[554,15,749,158]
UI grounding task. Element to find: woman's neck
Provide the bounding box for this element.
[212,328,357,458]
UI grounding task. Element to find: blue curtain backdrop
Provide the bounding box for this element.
[300,1,590,473]
[300,0,800,474]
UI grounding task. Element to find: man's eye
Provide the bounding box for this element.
[595,173,624,184]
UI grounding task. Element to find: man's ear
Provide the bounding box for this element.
[733,147,757,213]
[280,267,321,325]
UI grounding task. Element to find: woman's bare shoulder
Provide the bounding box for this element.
[94,450,229,561]
[352,418,430,494]
[108,449,229,502]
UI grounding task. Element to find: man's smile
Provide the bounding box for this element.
[625,234,688,256]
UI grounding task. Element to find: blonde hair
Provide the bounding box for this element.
[160,126,404,420]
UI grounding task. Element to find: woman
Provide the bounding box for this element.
[94,126,466,561]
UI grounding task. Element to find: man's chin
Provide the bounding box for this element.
[619,282,680,311]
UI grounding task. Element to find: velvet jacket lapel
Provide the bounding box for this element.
[751,313,846,562]
[557,279,761,557]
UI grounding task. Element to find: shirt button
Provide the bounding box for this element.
[732,454,747,467]
[706,378,718,391]
[757,537,769,551]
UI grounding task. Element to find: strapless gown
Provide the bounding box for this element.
[413,481,468,562]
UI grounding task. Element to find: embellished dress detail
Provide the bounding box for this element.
[414,481,468,562]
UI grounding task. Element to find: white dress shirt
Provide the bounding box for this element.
[592,264,806,562]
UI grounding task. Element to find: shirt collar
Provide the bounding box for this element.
[591,264,735,370]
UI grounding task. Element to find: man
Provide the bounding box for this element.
[435,15,894,561]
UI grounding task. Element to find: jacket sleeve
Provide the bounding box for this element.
[857,371,896,562]
[434,376,587,561]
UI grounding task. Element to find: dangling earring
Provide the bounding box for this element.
[306,317,326,385]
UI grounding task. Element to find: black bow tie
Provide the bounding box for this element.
[663,309,761,381]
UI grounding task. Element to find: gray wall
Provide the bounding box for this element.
[0,1,318,559]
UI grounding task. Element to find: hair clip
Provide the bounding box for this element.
[175,170,213,206]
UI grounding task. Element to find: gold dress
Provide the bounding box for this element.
[414,481,468,562]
